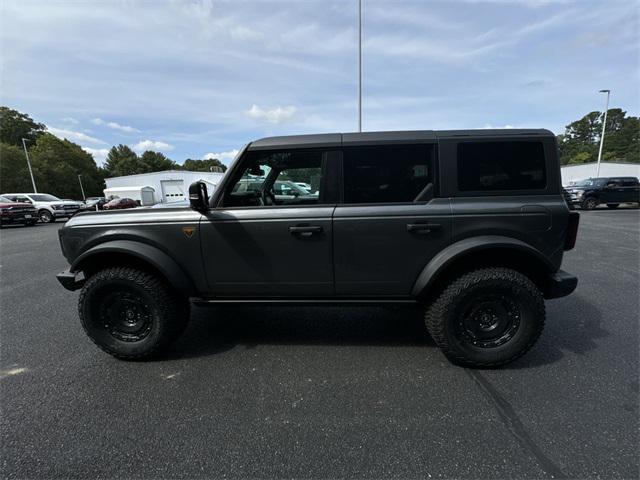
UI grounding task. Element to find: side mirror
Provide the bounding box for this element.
[189,181,209,212]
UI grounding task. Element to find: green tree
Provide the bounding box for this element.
[0,106,46,147]
[103,145,141,177]
[140,151,177,172]
[0,143,34,192]
[182,158,227,172]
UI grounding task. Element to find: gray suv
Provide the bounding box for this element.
[57,129,579,367]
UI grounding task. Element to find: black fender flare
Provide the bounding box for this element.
[411,235,555,297]
[71,240,196,296]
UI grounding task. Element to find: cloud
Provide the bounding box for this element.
[92,118,140,133]
[61,117,79,124]
[47,126,106,145]
[82,147,109,165]
[132,139,174,153]
[203,149,240,165]
[245,104,296,124]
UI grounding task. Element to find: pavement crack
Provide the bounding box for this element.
[467,370,567,479]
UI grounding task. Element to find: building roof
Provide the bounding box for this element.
[105,170,224,181]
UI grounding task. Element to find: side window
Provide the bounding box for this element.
[622,178,639,187]
[224,150,325,207]
[17,196,31,202]
[457,141,546,191]
[606,178,622,187]
[343,144,434,204]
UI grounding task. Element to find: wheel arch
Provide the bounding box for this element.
[412,236,556,299]
[71,240,196,297]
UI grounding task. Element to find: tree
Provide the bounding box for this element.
[182,158,227,172]
[0,106,47,147]
[103,145,141,177]
[0,143,34,192]
[140,151,177,172]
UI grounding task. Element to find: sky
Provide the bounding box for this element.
[1,0,638,166]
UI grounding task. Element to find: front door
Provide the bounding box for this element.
[200,148,337,297]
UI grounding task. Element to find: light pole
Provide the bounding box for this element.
[358,0,362,132]
[21,138,37,193]
[78,174,86,200]
[596,89,610,178]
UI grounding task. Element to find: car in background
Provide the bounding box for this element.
[0,193,82,223]
[81,197,108,211]
[102,197,139,210]
[565,177,640,209]
[294,182,312,193]
[0,195,38,227]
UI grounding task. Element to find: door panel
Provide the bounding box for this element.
[333,199,452,296]
[201,207,334,297]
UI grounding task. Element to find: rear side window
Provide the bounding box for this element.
[457,141,546,191]
[343,144,434,204]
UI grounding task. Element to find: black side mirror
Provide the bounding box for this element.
[189,181,209,212]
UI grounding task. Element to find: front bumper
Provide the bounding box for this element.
[56,269,84,291]
[543,270,578,299]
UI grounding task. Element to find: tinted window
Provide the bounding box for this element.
[457,141,546,191]
[343,144,434,204]
[622,178,639,187]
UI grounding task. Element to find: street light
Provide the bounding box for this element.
[78,174,86,200]
[21,138,37,193]
[596,89,610,178]
[358,0,362,132]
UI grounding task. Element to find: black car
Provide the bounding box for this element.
[566,177,640,210]
[57,129,579,367]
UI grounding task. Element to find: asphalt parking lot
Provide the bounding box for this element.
[1,210,638,479]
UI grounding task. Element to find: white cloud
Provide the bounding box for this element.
[47,126,106,145]
[82,147,109,165]
[203,149,240,165]
[92,117,140,133]
[132,139,174,153]
[61,117,79,124]
[245,104,296,124]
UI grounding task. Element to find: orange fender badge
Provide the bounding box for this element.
[182,227,195,238]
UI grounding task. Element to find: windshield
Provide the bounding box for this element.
[0,195,13,203]
[30,194,61,202]
[574,178,606,187]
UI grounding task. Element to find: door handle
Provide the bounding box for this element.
[289,225,323,237]
[406,223,441,234]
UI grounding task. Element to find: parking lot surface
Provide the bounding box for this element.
[1,210,638,479]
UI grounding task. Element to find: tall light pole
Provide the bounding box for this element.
[78,174,86,200]
[358,0,362,132]
[21,138,37,193]
[596,89,610,178]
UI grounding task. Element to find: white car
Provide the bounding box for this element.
[1,193,82,223]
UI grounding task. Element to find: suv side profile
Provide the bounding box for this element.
[1,193,82,222]
[565,177,640,209]
[57,129,579,367]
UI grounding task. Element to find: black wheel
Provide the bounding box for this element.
[79,267,189,360]
[38,210,54,223]
[581,197,598,210]
[606,203,619,209]
[425,268,545,368]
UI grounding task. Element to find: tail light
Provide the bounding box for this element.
[564,211,580,251]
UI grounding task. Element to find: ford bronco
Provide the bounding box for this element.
[57,129,579,367]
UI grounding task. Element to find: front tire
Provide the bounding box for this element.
[38,209,54,223]
[581,197,598,210]
[79,267,189,360]
[425,268,545,368]
[606,203,619,209]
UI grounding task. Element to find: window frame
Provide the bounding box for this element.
[338,142,438,207]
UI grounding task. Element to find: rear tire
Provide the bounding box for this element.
[79,267,189,360]
[606,203,619,209]
[38,210,54,223]
[425,268,545,368]
[581,197,598,210]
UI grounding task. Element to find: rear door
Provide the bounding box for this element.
[621,178,640,203]
[333,142,451,296]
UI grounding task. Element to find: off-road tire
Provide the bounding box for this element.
[606,203,619,209]
[425,268,545,368]
[38,209,54,223]
[79,267,189,360]
[581,197,598,210]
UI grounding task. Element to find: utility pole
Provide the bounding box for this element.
[358,0,362,132]
[78,174,86,200]
[21,138,37,193]
[596,89,610,178]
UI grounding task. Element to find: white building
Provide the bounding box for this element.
[104,170,225,205]
[561,162,640,186]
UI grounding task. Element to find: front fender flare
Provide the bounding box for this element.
[411,235,555,297]
[71,240,196,296]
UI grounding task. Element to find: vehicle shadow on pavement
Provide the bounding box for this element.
[166,305,433,360]
[506,293,607,369]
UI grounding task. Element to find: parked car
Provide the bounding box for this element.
[0,195,38,227]
[102,197,140,210]
[57,129,579,368]
[0,193,81,223]
[81,197,108,211]
[565,177,640,209]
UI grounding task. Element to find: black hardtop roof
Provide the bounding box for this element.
[248,129,554,150]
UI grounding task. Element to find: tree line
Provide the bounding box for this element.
[0,106,226,199]
[1,106,638,199]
